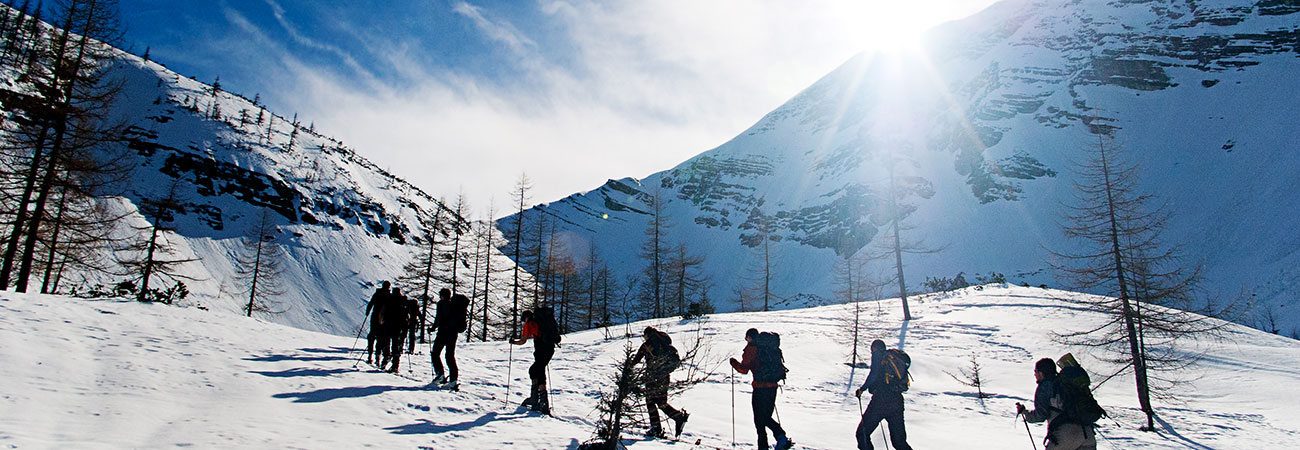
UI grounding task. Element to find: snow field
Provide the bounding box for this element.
[2,285,1298,449]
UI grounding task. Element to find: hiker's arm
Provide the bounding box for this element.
[859,353,883,394]
[630,343,648,367]
[1022,383,1054,423]
[730,346,756,373]
[512,322,538,345]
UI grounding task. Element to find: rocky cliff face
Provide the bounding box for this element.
[506,0,1300,329]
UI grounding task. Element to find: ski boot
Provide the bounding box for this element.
[646,426,667,439]
[532,389,551,415]
[774,434,794,450]
[673,410,689,437]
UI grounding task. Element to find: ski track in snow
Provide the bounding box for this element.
[2,286,1298,449]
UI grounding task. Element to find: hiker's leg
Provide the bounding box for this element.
[752,388,771,450]
[857,395,895,450]
[366,331,376,361]
[1081,425,1098,450]
[646,391,663,432]
[767,387,786,438]
[445,335,458,383]
[390,334,404,370]
[856,412,879,450]
[884,398,911,450]
[1046,423,1086,450]
[430,339,446,378]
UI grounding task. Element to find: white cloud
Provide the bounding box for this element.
[248,0,999,214]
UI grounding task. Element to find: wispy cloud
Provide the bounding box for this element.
[451,2,538,59]
[226,0,999,211]
[262,0,381,90]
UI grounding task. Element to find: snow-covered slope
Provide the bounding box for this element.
[99,53,470,336]
[0,27,514,336]
[5,286,1297,448]
[505,0,1300,332]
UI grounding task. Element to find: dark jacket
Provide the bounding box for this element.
[366,288,388,326]
[432,298,451,332]
[433,296,469,337]
[859,350,887,394]
[1024,377,1062,425]
[631,334,674,378]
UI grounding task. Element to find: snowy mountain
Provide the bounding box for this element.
[4,286,1297,448]
[0,12,508,337]
[97,53,504,336]
[505,0,1300,332]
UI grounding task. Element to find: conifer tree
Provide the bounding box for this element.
[740,206,777,311]
[506,173,531,336]
[637,189,671,318]
[866,146,939,321]
[234,208,286,317]
[119,179,196,303]
[1051,127,1221,431]
[1,0,128,292]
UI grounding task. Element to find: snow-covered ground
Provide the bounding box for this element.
[2,285,1297,449]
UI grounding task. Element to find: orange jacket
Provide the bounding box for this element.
[730,344,778,388]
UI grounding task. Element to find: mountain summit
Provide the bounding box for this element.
[505,0,1300,329]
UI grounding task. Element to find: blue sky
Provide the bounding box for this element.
[118,0,998,211]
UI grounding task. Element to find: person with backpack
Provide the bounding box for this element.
[730,328,792,450]
[631,326,689,438]
[381,287,411,373]
[511,307,561,414]
[430,289,469,389]
[853,339,913,450]
[364,281,391,365]
[1016,356,1100,450]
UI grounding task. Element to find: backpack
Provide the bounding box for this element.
[878,349,911,393]
[1054,353,1106,425]
[452,294,470,333]
[650,331,681,374]
[753,332,788,383]
[383,295,410,330]
[535,306,562,345]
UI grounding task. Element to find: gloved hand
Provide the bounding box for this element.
[1015,402,1027,415]
[729,357,740,370]
[854,388,862,398]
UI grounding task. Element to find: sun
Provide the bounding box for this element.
[841,2,930,53]
[827,0,991,54]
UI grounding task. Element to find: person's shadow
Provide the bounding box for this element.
[272,383,428,403]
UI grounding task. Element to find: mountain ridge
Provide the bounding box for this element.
[505,0,1300,332]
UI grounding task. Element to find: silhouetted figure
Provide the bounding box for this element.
[431,289,469,389]
[364,281,391,364]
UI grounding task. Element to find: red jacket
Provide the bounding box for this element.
[520,320,539,340]
[731,343,778,388]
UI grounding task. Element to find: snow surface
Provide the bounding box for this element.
[3,285,1297,449]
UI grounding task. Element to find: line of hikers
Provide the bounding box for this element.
[361,281,560,411]
[726,333,1101,450]
[361,281,1104,450]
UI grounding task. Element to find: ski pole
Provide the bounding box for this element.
[349,317,368,368]
[882,426,892,450]
[1021,414,1038,450]
[504,339,514,409]
[730,371,736,448]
